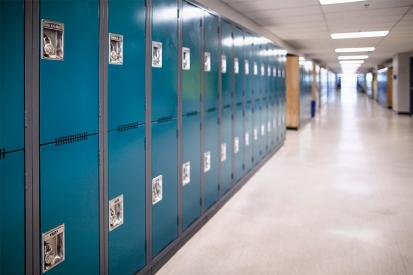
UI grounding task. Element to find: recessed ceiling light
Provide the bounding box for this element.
[331,31,389,39]
[340,60,364,64]
[338,55,368,60]
[335,47,375,53]
[320,0,366,5]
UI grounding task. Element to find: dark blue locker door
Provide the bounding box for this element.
[182,115,201,229]
[203,110,219,209]
[220,108,232,193]
[40,137,99,275]
[233,105,243,182]
[203,13,219,111]
[40,0,99,144]
[0,151,25,275]
[221,20,233,109]
[151,119,178,256]
[107,1,146,273]
[0,1,25,274]
[108,128,146,274]
[244,103,253,172]
[151,0,178,121]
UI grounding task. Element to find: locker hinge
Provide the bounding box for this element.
[0,148,5,159]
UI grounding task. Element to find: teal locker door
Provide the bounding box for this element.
[182,1,201,230]
[151,0,179,257]
[244,103,253,173]
[39,0,100,274]
[203,111,219,209]
[108,0,146,273]
[233,27,243,184]
[221,20,233,108]
[151,120,178,256]
[0,1,25,274]
[233,27,244,105]
[220,108,232,194]
[233,105,244,182]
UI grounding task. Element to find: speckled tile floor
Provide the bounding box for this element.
[157,87,413,275]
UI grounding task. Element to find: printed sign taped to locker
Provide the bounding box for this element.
[204,151,211,172]
[254,128,258,141]
[182,47,190,70]
[221,55,227,73]
[42,224,65,273]
[204,52,211,72]
[152,41,162,68]
[267,121,271,133]
[221,143,227,162]
[234,136,239,154]
[253,62,258,75]
[234,58,239,74]
[152,175,163,204]
[261,124,265,136]
[245,132,250,146]
[267,65,271,76]
[109,33,123,65]
[272,67,276,77]
[244,60,249,75]
[182,161,190,186]
[41,20,64,61]
[109,194,124,231]
[261,64,265,76]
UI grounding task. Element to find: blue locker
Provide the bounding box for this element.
[203,13,219,111]
[107,0,147,273]
[151,0,179,257]
[221,20,233,109]
[220,109,232,194]
[233,106,244,182]
[244,103,253,172]
[182,115,201,229]
[233,27,244,104]
[0,151,25,275]
[39,0,100,274]
[108,129,146,274]
[40,0,99,144]
[203,111,219,209]
[0,1,25,273]
[182,1,201,230]
[151,120,178,256]
[40,138,99,275]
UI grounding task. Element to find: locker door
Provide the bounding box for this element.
[107,1,146,273]
[244,103,253,173]
[0,1,25,274]
[221,20,233,109]
[220,108,232,194]
[233,105,244,182]
[182,1,201,230]
[151,0,179,257]
[203,12,219,210]
[39,1,100,274]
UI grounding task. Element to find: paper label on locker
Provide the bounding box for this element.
[261,124,265,136]
[253,62,258,75]
[152,41,162,68]
[182,161,191,186]
[261,64,265,76]
[204,52,211,72]
[244,60,249,75]
[234,136,239,154]
[203,151,211,172]
[267,121,271,133]
[41,20,64,61]
[267,65,271,76]
[109,33,123,65]
[221,55,227,73]
[273,118,276,129]
[109,194,124,231]
[220,143,227,162]
[272,67,276,77]
[254,128,258,141]
[42,224,65,273]
[234,58,239,74]
[245,132,250,146]
[182,47,190,70]
[152,175,163,205]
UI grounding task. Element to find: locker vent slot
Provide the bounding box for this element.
[236,102,242,107]
[185,111,199,117]
[223,104,231,110]
[246,100,252,104]
[155,116,174,124]
[0,148,5,159]
[117,122,140,132]
[206,107,216,113]
[54,132,88,146]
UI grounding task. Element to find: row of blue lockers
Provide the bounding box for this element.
[0,0,287,274]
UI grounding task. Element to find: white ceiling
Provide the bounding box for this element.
[219,0,413,72]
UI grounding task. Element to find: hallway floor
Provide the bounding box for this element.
[158,89,413,275]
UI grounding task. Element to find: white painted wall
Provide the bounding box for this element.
[392,53,411,113]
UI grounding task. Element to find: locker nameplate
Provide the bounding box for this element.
[42,224,65,272]
[220,143,227,162]
[152,175,163,205]
[109,33,123,65]
[234,136,239,154]
[152,41,162,68]
[267,121,271,133]
[109,194,124,231]
[244,60,249,75]
[261,124,265,136]
[245,132,250,146]
[182,47,190,70]
[267,65,271,77]
[182,161,190,186]
[204,52,211,72]
[272,67,276,77]
[203,151,211,173]
[234,58,239,74]
[261,64,265,76]
[254,128,258,141]
[253,62,258,75]
[41,20,64,61]
[221,55,227,73]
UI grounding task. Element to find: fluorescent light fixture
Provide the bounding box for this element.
[338,55,368,60]
[335,47,375,53]
[340,60,364,64]
[331,31,389,39]
[320,0,366,5]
